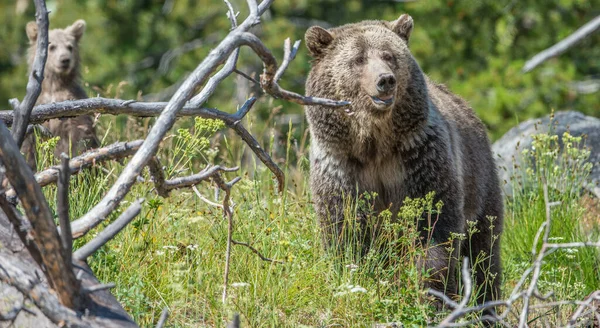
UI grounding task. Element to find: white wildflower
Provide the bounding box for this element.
[231,282,250,288]
[186,244,199,251]
[350,286,367,293]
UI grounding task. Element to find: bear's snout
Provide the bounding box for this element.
[376,74,396,93]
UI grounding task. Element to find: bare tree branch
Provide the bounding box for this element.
[11,0,49,148]
[231,240,284,264]
[57,153,73,266]
[69,1,281,240]
[81,282,116,294]
[4,140,144,201]
[523,15,600,73]
[0,121,80,309]
[73,198,144,261]
[156,307,169,328]
[0,197,43,268]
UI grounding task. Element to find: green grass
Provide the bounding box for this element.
[34,107,600,327]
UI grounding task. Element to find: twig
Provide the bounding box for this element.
[163,166,239,191]
[57,153,73,265]
[192,185,224,209]
[518,180,553,327]
[435,258,475,326]
[567,291,600,327]
[273,38,301,83]
[218,175,241,304]
[523,15,600,72]
[81,282,116,294]
[73,198,144,261]
[0,121,80,309]
[156,307,169,328]
[234,68,260,85]
[11,0,49,148]
[231,240,284,264]
[223,98,285,192]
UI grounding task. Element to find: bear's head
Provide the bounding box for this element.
[26,19,86,78]
[305,14,417,115]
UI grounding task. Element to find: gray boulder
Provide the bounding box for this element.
[492,111,600,198]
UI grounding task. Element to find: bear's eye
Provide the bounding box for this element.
[382,53,394,62]
[67,45,73,52]
[49,44,56,51]
[354,56,365,66]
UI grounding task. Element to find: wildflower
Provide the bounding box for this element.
[350,286,367,293]
[231,282,250,288]
[345,263,359,273]
[186,244,199,251]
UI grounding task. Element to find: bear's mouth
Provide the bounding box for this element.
[370,94,394,107]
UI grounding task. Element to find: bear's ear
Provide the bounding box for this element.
[26,21,38,42]
[391,14,413,43]
[305,26,334,58]
[67,19,86,42]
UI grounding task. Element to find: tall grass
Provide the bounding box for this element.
[34,107,599,326]
[502,131,600,320]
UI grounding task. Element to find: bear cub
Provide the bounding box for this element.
[22,19,99,169]
[304,14,503,306]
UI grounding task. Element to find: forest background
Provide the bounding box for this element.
[0,0,599,326]
[1,0,598,140]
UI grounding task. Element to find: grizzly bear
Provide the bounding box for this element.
[304,14,503,307]
[22,19,99,169]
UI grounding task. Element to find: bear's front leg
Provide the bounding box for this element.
[401,131,466,301]
[309,155,363,252]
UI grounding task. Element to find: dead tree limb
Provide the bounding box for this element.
[73,199,144,261]
[57,153,73,265]
[0,97,286,191]
[4,140,144,201]
[0,251,87,327]
[0,197,43,268]
[69,0,277,240]
[156,307,169,328]
[0,121,80,309]
[11,0,49,148]
[0,99,221,125]
[523,15,600,73]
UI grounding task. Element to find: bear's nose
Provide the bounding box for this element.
[376,74,396,93]
[61,58,71,66]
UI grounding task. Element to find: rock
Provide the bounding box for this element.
[492,111,600,198]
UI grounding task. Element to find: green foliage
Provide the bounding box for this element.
[1,0,598,140]
[503,130,600,302]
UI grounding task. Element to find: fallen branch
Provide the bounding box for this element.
[57,153,73,265]
[0,121,80,309]
[68,0,276,239]
[73,199,144,261]
[4,140,144,201]
[0,251,87,327]
[0,197,43,268]
[523,15,600,73]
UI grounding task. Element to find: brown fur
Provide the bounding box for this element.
[22,19,98,169]
[304,15,503,308]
